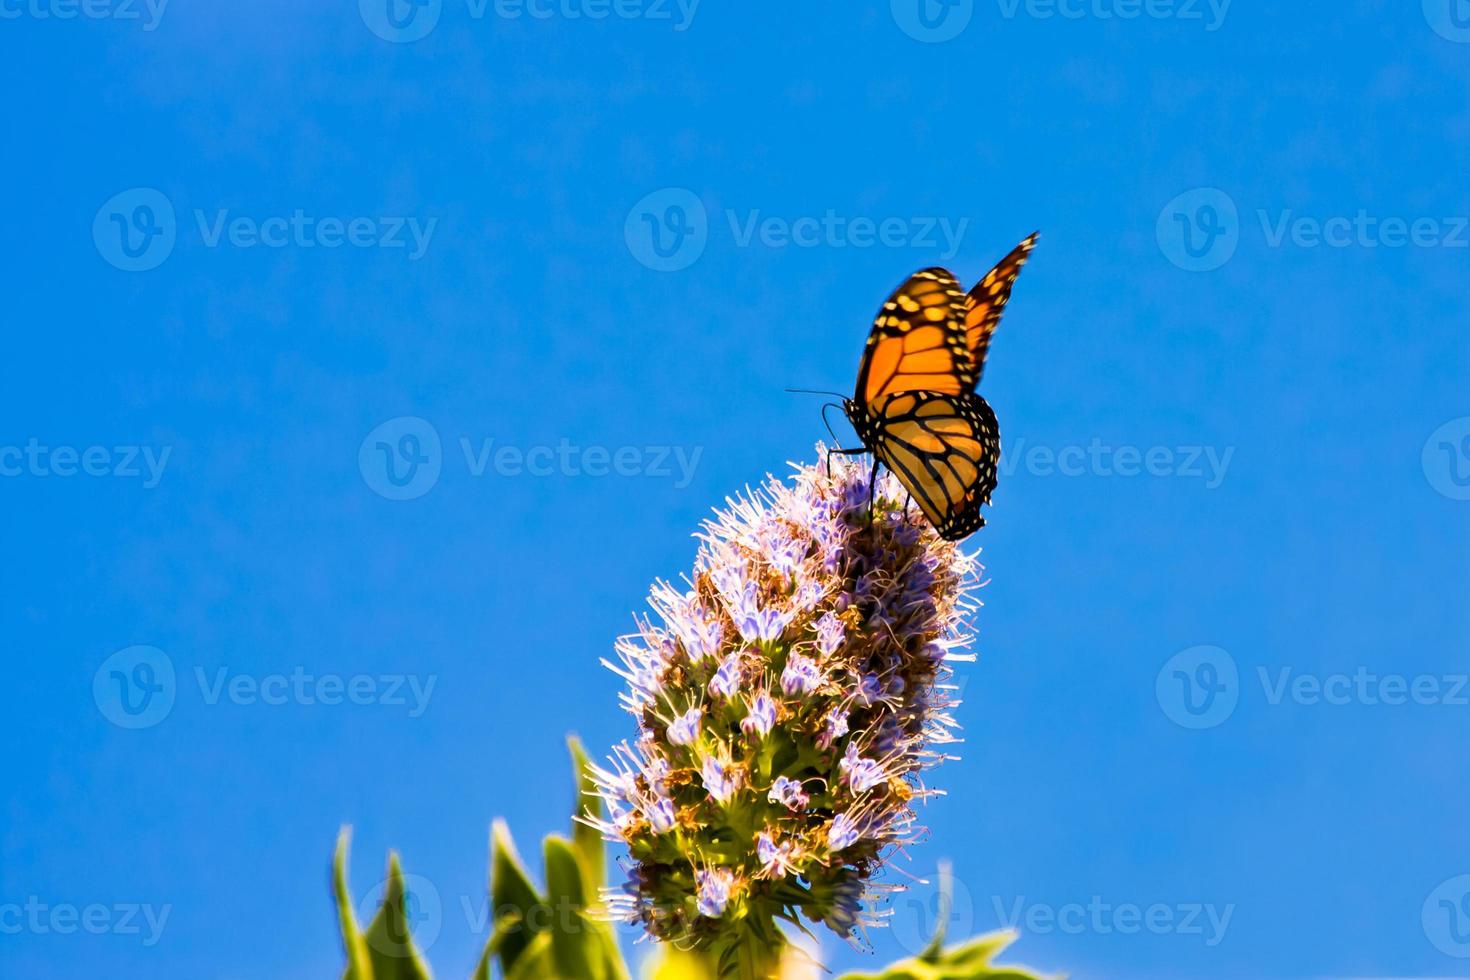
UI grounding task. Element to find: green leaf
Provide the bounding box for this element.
[490,818,546,976]
[361,853,433,980]
[837,928,1052,980]
[545,835,599,979]
[471,913,525,980]
[503,932,557,980]
[568,735,607,898]
[333,829,372,980]
[919,862,955,961]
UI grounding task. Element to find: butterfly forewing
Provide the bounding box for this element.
[855,268,973,404]
[962,231,1038,387]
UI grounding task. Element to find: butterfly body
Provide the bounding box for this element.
[842,233,1037,541]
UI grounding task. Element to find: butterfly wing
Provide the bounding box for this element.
[866,389,999,541]
[853,268,974,404]
[962,232,1038,388]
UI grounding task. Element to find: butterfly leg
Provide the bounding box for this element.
[825,445,866,479]
[866,460,880,523]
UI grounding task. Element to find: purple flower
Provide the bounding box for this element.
[780,652,822,695]
[708,652,743,699]
[841,743,886,793]
[645,797,676,834]
[767,775,809,811]
[814,612,845,656]
[828,812,860,852]
[667,707,701,746]
[756,831,796,877]
[701,755,739,803]
[696,867,735,918]
[597,447,982,949]
[762,526,807,578]
[741,692,776,737]
[731,582,793,644]
[818,707,849,750]
[854,672,883,707]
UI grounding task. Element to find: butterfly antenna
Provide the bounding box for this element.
[785,387,847,398]
[819,402,846,449]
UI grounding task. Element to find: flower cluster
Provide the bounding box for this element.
[590,448,980,953]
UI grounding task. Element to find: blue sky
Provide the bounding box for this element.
[3,2,1470,978]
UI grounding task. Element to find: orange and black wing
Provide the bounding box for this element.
[962,232,1038,388]
[853,268,973,405]
[867,389,1000,541]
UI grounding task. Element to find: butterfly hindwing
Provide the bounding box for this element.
[962,231,1037,387]
[854,267,974,404]
[862,389,1000,541]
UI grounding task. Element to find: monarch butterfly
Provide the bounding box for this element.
[840,233,1037,540]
